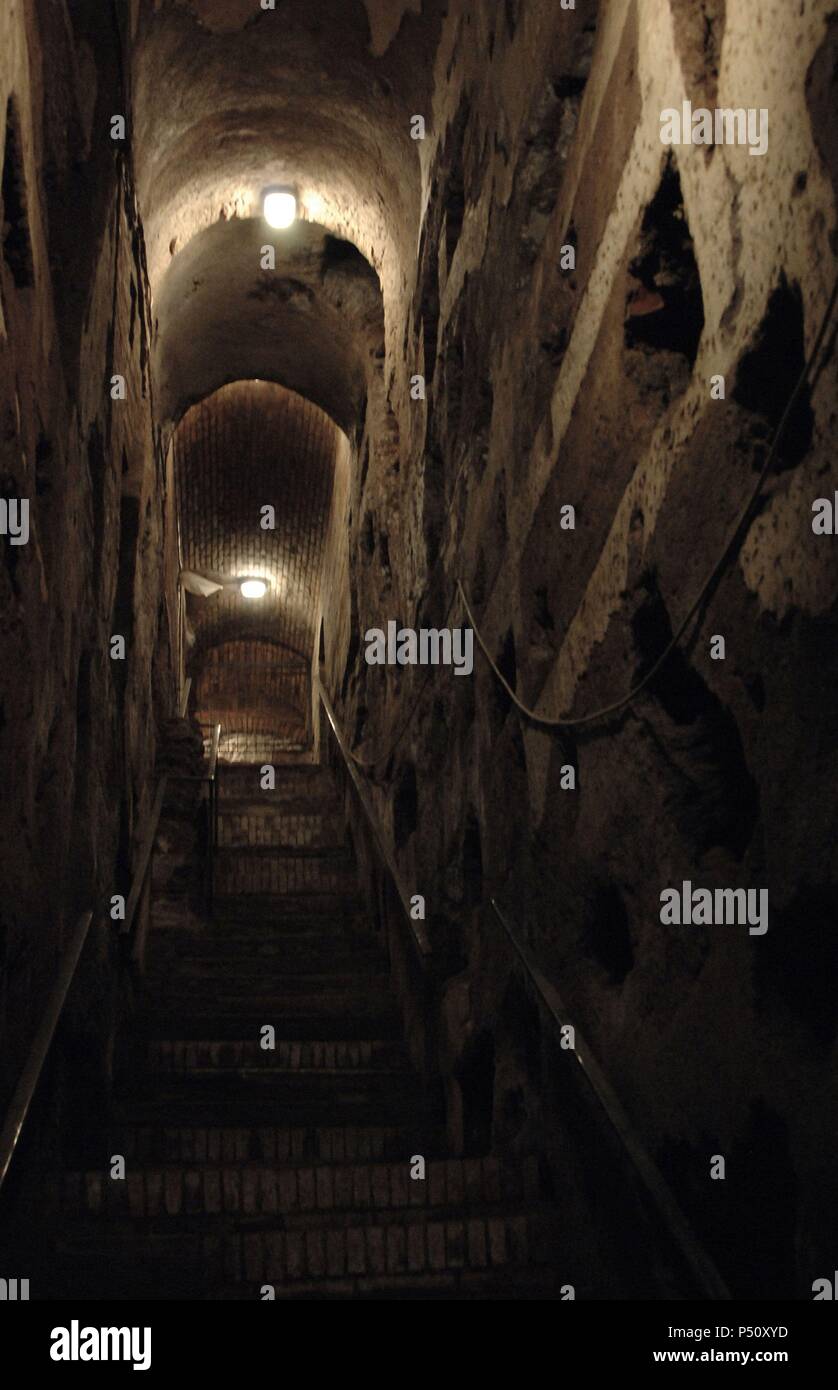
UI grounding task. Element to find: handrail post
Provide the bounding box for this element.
[207,723,221,917]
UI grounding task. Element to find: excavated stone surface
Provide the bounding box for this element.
[0,2,176,1125]
[1,0,837,1302]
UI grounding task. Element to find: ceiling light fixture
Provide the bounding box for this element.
[240,578,268,600]
[263,187,297,230]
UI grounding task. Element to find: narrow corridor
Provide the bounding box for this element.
[49,763,560,1300]
[1,0,836,1326]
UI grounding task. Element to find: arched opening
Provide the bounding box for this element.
[172,380,348,758]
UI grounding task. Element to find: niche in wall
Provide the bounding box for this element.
[1,97,34,290]
[624,157,704,366]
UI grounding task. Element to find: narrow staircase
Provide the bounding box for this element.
[52,762,563,1299]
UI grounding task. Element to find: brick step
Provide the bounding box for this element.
[49,1209,563,1300]
[143,956,390,982]
[215,843,351,862]
[57,1200,551,1254]
[148,917,375,945]
[99,1123,442,1166]
[60,1156,541,1219]
[141,992,397,1025]
[143,962,393,992]
[124,1063,422,1102]
[211,893,361,919]
[42,1236,210,1300]
[217,807,344,851]
[216,767,337,803]
[115,1076,435,1127]
[147,917,369,939]
[141,980,397,1014]
[141,961,394,995]
[214,857,357,897]
[217,796,342,816]
[216,837,348,857]
[146,1039,410,1073]
[139,1008,403,1041]
[206,1270,564,1299]
[143,947,387,979]
[141,975,391,1003]
[210,1205,561,1286]
[57,1206,558,1273]
[117,1061,433,1116]
[101,1117,439,1162]
[145,947,389,977]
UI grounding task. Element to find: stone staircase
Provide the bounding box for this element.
[50,762,564,1299]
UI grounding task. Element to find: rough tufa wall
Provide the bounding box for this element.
[328,0,838,1297]
[1,0,835,1302]
[0,0,178,1192]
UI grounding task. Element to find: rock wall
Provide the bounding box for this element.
[0,0,177,1178]
[1,0,835,1301]
[328,0,838,1296]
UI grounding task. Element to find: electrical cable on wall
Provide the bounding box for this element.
[346,275,837,759]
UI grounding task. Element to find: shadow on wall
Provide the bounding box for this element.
[624,156,704,366]
[732,274,815,473]
[456,1029,495,1158]
[1,96,34,289]
[393,762,418,851]
[755,883,838,1050]
[658,1100,797,1298]
[584,883,634,986]
[631,574,759,861]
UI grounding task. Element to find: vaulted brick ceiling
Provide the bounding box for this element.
[155,217,380,435]
[130,0,443,756]
[132,0,434,322]
[174,380,339,754]
[131,0,438,443]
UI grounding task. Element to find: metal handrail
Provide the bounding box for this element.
[124,776,168,946]
[0,714,222,1191]
[318,682,430,961]
[207,722,220,781]
[179,675,192,717]
[130,722,222,966]
[319,686,724,1293]
[0,911,94,1192]
[0,767,175,1189]
[206,723,221,913]
[490,897,731,1300]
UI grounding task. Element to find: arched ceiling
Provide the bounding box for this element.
[132,0,443,352]
[195,639,311,758]
[155,217,381,434]
[130,0,447,756]
[174,379,341,750]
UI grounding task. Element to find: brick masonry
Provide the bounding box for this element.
[48,761,564,1297]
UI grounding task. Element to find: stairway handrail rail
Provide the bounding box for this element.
[0,911,94,1193]
[490,896,731,1300]
[0,770,169,1192]
[318,682,431,962]
[129,723,222,967]
[207,721,221,782]
[0,720,223,1192]
[179,676,192,717]
[124,775,169,946]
